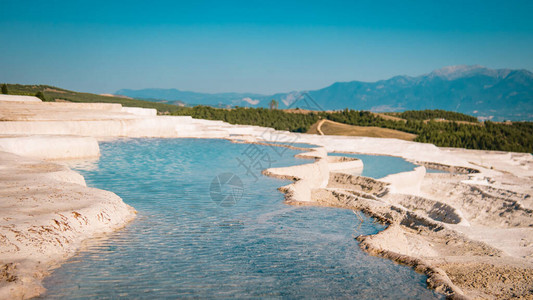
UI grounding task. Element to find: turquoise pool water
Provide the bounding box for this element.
[330,152,419,179]
[41,139,441,299]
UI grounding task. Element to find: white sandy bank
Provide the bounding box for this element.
[0,151,136,299]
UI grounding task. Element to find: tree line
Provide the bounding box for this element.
[173,106,533,153]
[391,109,479,122]
[173,106,320,132]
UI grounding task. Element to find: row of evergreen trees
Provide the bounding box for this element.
[394,109,479,122]
[173,106,319,132]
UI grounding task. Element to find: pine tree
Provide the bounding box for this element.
[269,99,278,110]
[35,91,47,101]
[1,84,8,94]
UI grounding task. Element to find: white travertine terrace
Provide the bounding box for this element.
[0,96,532,299]
[120,106,157,116]
[0,95,42,102]
[263,148,330,204]
[326,155,364,174]
[0,135,99,160]
[380,166,426,194]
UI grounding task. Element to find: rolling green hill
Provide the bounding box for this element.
[2,84,182,114]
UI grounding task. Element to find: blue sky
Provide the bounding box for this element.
[1,0,532,94]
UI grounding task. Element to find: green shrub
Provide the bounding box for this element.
[35,91,47,101]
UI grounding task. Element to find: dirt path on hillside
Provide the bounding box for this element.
[316,119,326,135]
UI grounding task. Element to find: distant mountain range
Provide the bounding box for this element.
[116,65,533,121]
[114,88,266,107]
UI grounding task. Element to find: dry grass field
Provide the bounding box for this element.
[307,119,417,141]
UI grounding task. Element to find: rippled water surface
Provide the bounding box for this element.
[41,139,441,299]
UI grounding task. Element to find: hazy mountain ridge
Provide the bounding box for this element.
[115,88,268,107]
[292,66,533,121]
[117,66,533,121]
